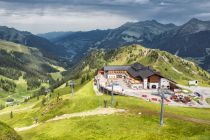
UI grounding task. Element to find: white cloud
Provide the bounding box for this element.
[0,7,134,33]
[193,12,210,18]
[114,0,150,4]
[1,0,210,33]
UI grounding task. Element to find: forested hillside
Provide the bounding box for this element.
[0,40,67,105]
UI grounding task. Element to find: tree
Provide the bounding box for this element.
[0,104,5,110]
[80,76,86,84]
[41,97,46,106]
[10,111,13,119]
[57,93,60,102]
[37,95,40,100]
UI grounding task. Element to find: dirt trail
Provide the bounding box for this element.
[14,107,125,132]
[13,107,210,132]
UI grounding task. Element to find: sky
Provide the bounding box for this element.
[0,0,210,34]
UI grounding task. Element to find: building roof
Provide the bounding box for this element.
[103,62,163,80]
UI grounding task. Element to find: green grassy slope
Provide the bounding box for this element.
[4,81,208,140]
[0,121,21,140]
[0,40,59,75]
[0,40,30,54]
[20,115,210,140]
[68,45,210,86]
[1,81,210,139]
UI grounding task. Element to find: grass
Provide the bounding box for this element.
[0,40,30,54]
[49,64,66,72]
[1,81,210,140]
[0,121,22,140]
[49,64,65,80]
[0,75,32,104]
[50,72,63,80]
[19,114,210,140]
[206,98,210,105]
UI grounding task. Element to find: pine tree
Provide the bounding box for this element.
[10,111,13,119]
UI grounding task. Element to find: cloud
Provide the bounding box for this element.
[0,4,134,33]
[193,12,210,18]
[0,0,210,33]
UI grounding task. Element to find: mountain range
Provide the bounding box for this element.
[0,18,210,72]
[40,18,210,72]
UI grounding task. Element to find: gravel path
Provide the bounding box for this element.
[14,107,125,132]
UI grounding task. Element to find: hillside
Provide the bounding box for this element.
[0,40,65,104]
[0,121,21,140]
[37,31,74,41]
[53,30,110,62]
[1,81,210,139]
[67,45,210,86]
[0,26,67,57]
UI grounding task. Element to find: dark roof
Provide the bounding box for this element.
[103,63,163,80]
[104,65,130,71]
[131,62,145,71]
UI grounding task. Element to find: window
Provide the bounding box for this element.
[152,85,157,89]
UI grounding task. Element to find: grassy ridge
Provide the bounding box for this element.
[0,121,21,140]
[68,45,210,86]
[0,40,30,54]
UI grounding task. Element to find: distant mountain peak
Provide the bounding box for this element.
[187,18,203,24]
[177,18,210,35]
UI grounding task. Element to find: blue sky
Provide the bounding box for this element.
[0,0,210,33]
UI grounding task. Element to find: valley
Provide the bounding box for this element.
[0,40,65,107]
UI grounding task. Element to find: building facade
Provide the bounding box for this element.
[101,63,172,90]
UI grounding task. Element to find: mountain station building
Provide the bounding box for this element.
[99,63,176,90]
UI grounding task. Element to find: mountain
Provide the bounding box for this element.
[95,20,177,49]
[148,18,210,72]
[53,29,110,62]
[52,18,210,72]
[37,31,74,41]
[0,26,67,57]
[67,45,210,86]
[53,20,176,63]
